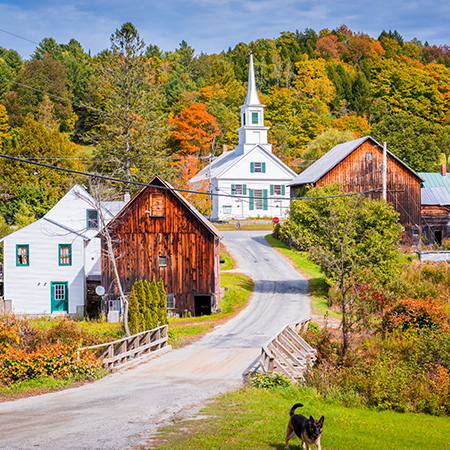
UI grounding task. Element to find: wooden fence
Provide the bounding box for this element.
[78,324,169,372]
[261,319,316,382]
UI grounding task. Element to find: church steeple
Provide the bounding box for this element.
[244,54,261,106]
[234,54,272,155]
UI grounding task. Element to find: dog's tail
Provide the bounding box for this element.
[289,403,304,416]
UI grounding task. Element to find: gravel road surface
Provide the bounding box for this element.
[0,230,309,450]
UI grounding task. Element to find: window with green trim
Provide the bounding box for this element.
[59,244,72,266]
[16,245,29,266]
[252,112,258,124]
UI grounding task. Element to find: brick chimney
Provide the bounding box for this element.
[222,144,228,153]
[124,189,131,203]
[442,164,447,177]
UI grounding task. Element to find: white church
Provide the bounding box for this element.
[191,55,297,221]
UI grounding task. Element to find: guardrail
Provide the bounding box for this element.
[78,324,169,372]
[261,319,316,382]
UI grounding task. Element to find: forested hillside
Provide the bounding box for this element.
[1,23,450,225]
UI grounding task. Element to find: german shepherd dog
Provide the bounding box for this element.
[285,403,324,450]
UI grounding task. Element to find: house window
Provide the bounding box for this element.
[252,112,258,124]
[233,185,243,195]
[270,184,286,196]
[273,185,281,195]
[254,190,263,209]
[16,245,29,266]
[147,193,164,217]
[59,244,72,266]
[166,293,175,310]
[159,255,167,267]
[87,209,98,229]
[223,205,232,214]
[250,162,265,173]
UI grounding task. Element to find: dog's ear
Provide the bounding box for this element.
[309,416,314,422]
[319,416,324,424]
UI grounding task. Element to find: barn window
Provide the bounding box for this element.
[166,293,175,309]
[147,193,164,217]
[87,209,98,229]
[16,245,29,266]
[365,153,372,161]
[159,255,167,267]
[59,244,72,266]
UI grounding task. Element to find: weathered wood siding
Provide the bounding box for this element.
[102,181,219,314]
[421,205,450,244]
[296,141,422,244]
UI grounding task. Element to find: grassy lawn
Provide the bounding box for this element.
[168,272,254,348]
[220,242,236,270]
[264,234,340,319]
[150,385,450,450]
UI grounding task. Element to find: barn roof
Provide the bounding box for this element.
[288,136,424,186]
[105,175,222,239]
[421,186,450,206]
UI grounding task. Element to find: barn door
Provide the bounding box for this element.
[51,281,68,313]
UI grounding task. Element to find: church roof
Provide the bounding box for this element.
[243,54,261,106]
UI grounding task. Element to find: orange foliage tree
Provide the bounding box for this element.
[175,154,211,216]
[169,103,220,158]
[332,115,371,137]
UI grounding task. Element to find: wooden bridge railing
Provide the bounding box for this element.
[78,324,169,372]
[261,319,316,382]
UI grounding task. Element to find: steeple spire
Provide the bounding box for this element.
[244,54,261,105]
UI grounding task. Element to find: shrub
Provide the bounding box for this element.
[128,278,168,334]
[248,372,292,389]
[382,297,448,332]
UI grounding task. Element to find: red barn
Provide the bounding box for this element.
[101,175,222,317]
[288,136,424,245]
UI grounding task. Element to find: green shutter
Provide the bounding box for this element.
[282,185,286,195]
[231,184,235,195]
[270,185,274,195]
[243,185,247,195]
[262,162,266,173]
[250,162,255,173]
[249,189,254,210]
[263,189,268,210]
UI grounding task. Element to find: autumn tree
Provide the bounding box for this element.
[11,54,73,130]
[0,115,82,223]
[169,102,219,158]
[282,184,402,353]
[87,22,170,184]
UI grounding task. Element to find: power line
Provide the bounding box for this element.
[0,152,383,202]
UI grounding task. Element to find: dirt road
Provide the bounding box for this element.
[0,231,309,450]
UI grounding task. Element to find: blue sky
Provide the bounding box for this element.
[0,0,449,59]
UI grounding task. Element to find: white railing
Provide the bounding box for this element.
[261,319,316,382]
[78,324,169,372]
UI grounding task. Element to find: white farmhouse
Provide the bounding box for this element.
[0,185,124,315]
[191,55,297,221]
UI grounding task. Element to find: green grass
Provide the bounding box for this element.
[168,273,254,348]
[264,234,340,319]
[0,373,104,401]
[150,385,450,450]
[220,243,236,270]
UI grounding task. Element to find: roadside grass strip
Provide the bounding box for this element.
[150,385,450,450]
[264,234,340,319]
[168,272,254,348]
[220,243,236,270]
[215,223,275,231]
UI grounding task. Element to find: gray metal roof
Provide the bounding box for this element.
[421,186,450,205]
[288,136,424,186]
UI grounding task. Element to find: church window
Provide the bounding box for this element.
[252,112,258,124]
[242,113,246,126]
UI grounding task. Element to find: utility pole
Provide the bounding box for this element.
[382,142,387,201]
